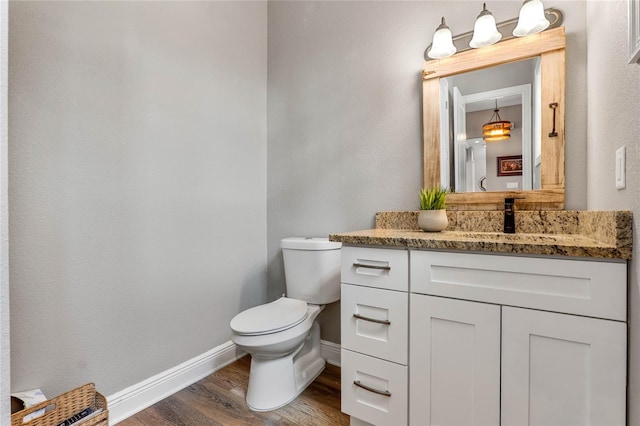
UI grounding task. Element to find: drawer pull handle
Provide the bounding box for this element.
[353,262,391,271]
[353,313,391,325]
[353,380,392,397]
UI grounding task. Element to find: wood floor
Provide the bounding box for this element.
[118,355,349,425]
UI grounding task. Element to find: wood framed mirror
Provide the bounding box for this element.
[423,27,566,210]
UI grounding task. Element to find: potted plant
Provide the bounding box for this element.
[418,187,449,232]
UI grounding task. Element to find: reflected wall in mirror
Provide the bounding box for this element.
[441,59,537,193]
[423,27,566,210]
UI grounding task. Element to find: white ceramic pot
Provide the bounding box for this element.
[418,209,448,232]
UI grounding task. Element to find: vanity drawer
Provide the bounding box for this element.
[341,283,408,364]
[341,246,408,291]
[410,250,627,321]
[341,349,408,426]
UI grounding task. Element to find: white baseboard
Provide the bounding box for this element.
[321,339,341,367]
[107,340,341,425]
[107,340,244,425]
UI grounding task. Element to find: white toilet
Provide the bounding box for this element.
[230,237,342,411]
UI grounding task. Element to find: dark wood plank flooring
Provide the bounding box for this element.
[118,355,349,425]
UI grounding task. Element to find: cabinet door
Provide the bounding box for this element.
[502,307,626,426]
[410,294,501,426]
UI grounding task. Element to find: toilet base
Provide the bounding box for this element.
[246,321,325,411]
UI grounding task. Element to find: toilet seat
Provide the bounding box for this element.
[230,297,308,336]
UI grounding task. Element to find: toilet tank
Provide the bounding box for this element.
[281,237,342,304]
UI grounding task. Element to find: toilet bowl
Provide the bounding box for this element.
[229,237,341,411]
[231,298,325,411]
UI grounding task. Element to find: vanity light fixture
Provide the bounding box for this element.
[513,0,550,37]
[423,6,562,61]
[482,100,512,142]
[469,3,502,48]
[427,17,457,59]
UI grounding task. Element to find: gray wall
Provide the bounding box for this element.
[9,1,267,396]
[267,1,587,343]
[585,1,640,424]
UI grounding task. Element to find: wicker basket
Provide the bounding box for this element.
[11,383,108,426]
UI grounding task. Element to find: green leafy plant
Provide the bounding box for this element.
[419,187,449,210]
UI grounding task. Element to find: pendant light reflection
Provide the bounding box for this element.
[427,17,457,59]
[513,0,550,37]
[482,100,512,142]
[469,3,502,48]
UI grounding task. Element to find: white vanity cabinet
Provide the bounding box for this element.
[340,246,409,426]
[340,246,628,426]
[410,250,627,426]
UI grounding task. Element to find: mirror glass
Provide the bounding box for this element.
[439,58,541,193]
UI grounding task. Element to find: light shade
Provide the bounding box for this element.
[483,122,512,141]
[470,3,502,48]
[482,101,512,142]
[428,17,457,59]
[513,0,550,37]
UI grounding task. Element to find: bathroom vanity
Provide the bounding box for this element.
[330,210,632,426]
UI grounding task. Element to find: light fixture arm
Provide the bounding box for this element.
[478,3,491,19]
[488,99,502,122]
[424,7,563,61]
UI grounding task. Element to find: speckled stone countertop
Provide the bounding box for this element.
[329,211,632,260]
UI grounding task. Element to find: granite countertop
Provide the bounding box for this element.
[329,210,632,260]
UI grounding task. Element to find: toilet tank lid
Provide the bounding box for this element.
[281,237,341,250]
